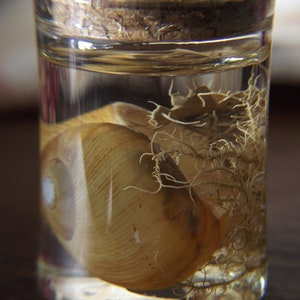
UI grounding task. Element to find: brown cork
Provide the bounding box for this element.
[48,0,274,42]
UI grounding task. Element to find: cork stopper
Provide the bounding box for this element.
[46,0,274,42]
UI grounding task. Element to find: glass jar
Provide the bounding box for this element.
[35,1,275,299]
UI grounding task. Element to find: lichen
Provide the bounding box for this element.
[132,65,268,296]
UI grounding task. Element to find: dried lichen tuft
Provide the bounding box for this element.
[126,65,268,294]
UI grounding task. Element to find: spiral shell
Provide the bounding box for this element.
[40,102,151,150]
[41,122,222,291]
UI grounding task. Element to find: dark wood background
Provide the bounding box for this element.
[0,84,299,299]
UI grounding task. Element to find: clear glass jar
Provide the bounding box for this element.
[35,1,275,299]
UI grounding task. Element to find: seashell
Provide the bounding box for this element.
[40,102,151,150]
[41,122,222,291]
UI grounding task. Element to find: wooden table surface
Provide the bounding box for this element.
[0,85,299,299]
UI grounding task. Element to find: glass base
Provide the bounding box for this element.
[38,258,267,300]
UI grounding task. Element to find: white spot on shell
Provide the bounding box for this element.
[134,230,142,245]
[42,177,55,208]
[212,204,227,220]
